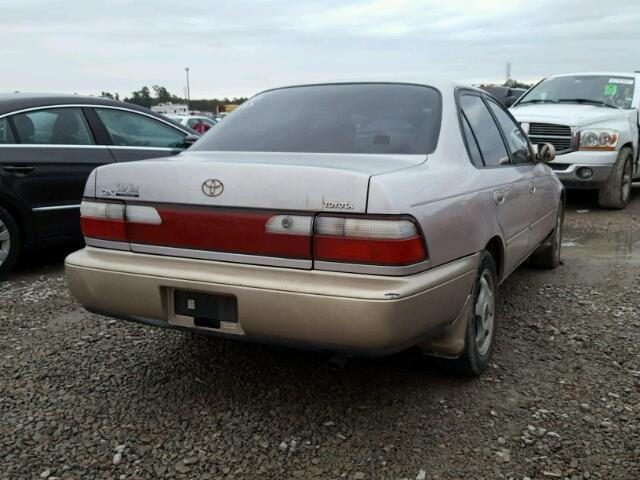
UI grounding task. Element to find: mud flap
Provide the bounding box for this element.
[418,294,472,359]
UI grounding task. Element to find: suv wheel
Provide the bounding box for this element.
[0,207,20,280]
[598,147,633,209]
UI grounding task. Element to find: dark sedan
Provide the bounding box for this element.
[0,93,194,277]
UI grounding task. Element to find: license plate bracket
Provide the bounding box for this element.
[174,290,238,329]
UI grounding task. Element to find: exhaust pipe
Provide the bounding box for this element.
[327,354,347,371]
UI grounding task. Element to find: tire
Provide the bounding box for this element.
[598,147,633,209]
[529,202,563,269]
[0,206,20,280]
[439,251,498,376]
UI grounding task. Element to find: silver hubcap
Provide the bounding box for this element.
[621,161,632,202]
[474,271,495,356]
[0,219,10,266]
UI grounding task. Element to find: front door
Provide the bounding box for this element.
[92,107,187,162]
[527,163,558,248]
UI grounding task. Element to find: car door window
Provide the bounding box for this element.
[12,108,94,145]
[460,112,483,167]
[0,118,16,144]
[459,94,510,167]
[189,117,215,128]
[487,100,532,164]
[95,108,186,148]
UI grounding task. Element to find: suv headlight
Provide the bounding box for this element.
[579,129,619,151]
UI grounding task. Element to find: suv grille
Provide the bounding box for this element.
[527,123,573,153]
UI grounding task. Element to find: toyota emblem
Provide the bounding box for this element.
[202,179,224,197]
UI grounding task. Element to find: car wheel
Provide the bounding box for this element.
[439,251,498,376]
[529,202,563,269]
[598,147,633,209]
[0,206,20,280]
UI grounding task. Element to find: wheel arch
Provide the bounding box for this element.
[0,192,33,249]
[620,142,634,154]
[484,235,505,281]
[619,142,637,175]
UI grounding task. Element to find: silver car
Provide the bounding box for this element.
[65,82,564,376]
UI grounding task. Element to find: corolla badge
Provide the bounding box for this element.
[101,183,139,198]
[202,179,224,197]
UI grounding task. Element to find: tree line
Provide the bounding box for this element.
[100,86,248,112]
[101,81,532,112]
[504,79,532,89]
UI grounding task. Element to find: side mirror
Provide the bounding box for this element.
[536,143,556,163]
[183,134,200,149]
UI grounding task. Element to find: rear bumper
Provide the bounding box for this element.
[550,150,618,189]
[65,247,478,355]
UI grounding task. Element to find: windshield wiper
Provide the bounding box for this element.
[517,99,558,105]
[558,98,619,109]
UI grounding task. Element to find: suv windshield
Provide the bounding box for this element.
[517,75,636,110]
[191,84,442,154]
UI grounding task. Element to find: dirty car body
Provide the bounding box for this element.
[65,82,564,371]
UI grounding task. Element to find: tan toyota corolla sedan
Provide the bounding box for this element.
[66,82,564,376]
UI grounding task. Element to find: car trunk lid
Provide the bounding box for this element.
[84,151,428,271]
[94,151,425,213]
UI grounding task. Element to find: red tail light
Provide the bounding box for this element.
[314,216,427,265]
[80,201,127,241]
[81,201,313,259]
[127,207,313,259]
[81,201,427,271]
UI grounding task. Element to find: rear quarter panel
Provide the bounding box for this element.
[367,101,503,273]
[369,163,500,270]
[368,84,505,271]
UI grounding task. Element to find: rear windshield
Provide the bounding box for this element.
[191,84,442,155]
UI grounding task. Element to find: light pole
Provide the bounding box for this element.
[185,67,191,110]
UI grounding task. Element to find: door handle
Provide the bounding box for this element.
[3,165,35,174]
[493,190,506,205]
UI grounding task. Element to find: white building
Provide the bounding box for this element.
[151,103,188,115]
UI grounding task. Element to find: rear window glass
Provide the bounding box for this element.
[459,95,510,167]
[0,118,15,144]
[191,84,442,155]
[12,108,94,145]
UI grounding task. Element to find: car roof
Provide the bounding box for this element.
[255,80,482,98]
[0,92,190,131]
[165,115,210,119]
[0,92,162,117]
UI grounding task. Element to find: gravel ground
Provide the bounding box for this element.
[1,188,639,480]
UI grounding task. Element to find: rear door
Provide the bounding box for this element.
[458,93,535,275]
[484,99,555,249]
[0,106,114,239]
[92,107,188,162]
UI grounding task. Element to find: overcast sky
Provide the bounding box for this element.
[1,0,639,99]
